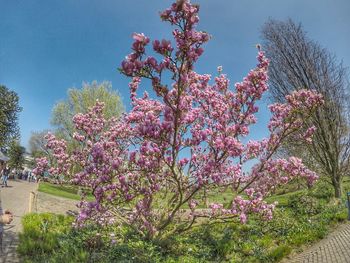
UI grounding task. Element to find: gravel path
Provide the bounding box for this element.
[36,191,78,215]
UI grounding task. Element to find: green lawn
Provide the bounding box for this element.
[38,182,94,201]
[38,179,350,207]
[266,189,305,206]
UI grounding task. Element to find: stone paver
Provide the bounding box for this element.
[0,180,38,263]
[283,222,350,263]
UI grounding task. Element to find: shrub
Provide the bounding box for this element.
[268,245,292,261]
[309,180,334,201]
[288,194,322,215]
[18,213,73,261]
[34,0,323,240]
[18,198,348,263]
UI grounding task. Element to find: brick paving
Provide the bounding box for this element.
[283,222,350,263]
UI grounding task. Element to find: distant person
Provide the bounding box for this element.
[24,170,28,181]
[1,166,10,187]
[28,171,33,183]
[0,164,3,178]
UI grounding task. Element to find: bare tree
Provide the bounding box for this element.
[29,130,51,158]
[261,18,350,198]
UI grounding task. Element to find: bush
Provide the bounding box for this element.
[288,194,322,215]
[18,191,348,263]
[309,181,334,201]
[34,0,324,241]
[268,245,292,261]
[18,213,73,262]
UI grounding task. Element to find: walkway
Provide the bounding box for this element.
[0,180,38,263]
[36,191,78,214]
[283,222,350,263]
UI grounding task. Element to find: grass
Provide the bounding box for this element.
[266,189,305,207]
[38,179,350,208]
[38,182,94,201]
[18,202,348,263]
[20,179,350,262]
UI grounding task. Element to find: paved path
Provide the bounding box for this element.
[283,222,350,263]
[0,180,38,263]
[36,191,78,215]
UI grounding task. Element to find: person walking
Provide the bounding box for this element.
[28,171,31,183]
[2,166,10,187]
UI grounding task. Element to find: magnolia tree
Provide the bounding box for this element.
[34,0,323,240]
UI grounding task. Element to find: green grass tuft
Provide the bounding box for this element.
[38,182,94,201]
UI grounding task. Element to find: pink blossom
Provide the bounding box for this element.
[36,0,323,239]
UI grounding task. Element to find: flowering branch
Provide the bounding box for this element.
[34,0,323,240]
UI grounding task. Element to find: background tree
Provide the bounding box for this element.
[261,19,350,198]
[0,85,22,149]
[8,141,26,170]
[29,130,51,160]
[29,130,50,158]
[51,81,124,143]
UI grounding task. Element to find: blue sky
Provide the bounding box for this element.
[1,0,349,149]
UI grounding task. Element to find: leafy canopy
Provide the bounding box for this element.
[0,85,22,149]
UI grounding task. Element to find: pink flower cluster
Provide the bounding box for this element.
[32,157,48,176]
[34,0,323,239]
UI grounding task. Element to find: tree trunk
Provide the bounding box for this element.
[204,188,209,207]
[333,179,342,198]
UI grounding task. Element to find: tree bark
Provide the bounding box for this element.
[333,178,342,198]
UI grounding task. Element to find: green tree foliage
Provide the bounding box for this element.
[51,81,124,151]
[8,141,26,170]
[0,85,22,149]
